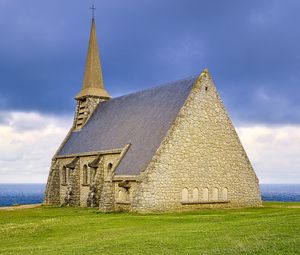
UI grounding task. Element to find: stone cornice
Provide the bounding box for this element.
[113,175,138,181]
[55,148,123,159]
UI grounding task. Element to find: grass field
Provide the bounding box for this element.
[0,202,299,255]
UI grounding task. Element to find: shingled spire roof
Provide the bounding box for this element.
[76,18,110,99]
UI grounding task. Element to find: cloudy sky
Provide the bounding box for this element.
[0,0,299,183]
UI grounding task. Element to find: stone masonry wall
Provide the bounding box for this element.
[45,97,104,204]
[74,97,104,130]
[132,70,261,213]
[46,153,121,208]
[98,154,121,212]
[113,181,138,212]
[44,160,60,205]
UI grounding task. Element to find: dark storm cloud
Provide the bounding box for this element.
[0,0,299,124]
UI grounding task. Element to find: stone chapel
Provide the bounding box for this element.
[44,18,262,212]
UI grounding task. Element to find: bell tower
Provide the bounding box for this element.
[74,17,111,130]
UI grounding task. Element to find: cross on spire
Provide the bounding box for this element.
[90,5,96,19]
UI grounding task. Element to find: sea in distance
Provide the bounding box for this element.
[0,183,300,207]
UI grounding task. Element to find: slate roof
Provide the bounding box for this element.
[58,76,198,175]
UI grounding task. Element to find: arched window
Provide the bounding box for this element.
[203,188,209,201]
[83,165,88,185]
[182,188,189,202]
[62,166,67,184]
[107,163,113,172]
[192,188,199,202]
[213,187,219,200]
[222,188,228,200]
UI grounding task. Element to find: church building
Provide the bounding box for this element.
[45,18,261,212]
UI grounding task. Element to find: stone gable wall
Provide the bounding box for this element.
[132,71,261,212]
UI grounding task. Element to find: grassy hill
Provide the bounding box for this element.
[0,202,299,254]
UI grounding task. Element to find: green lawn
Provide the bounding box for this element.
[0,202,299,255]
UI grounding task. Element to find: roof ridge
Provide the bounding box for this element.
[109,75,198,101]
